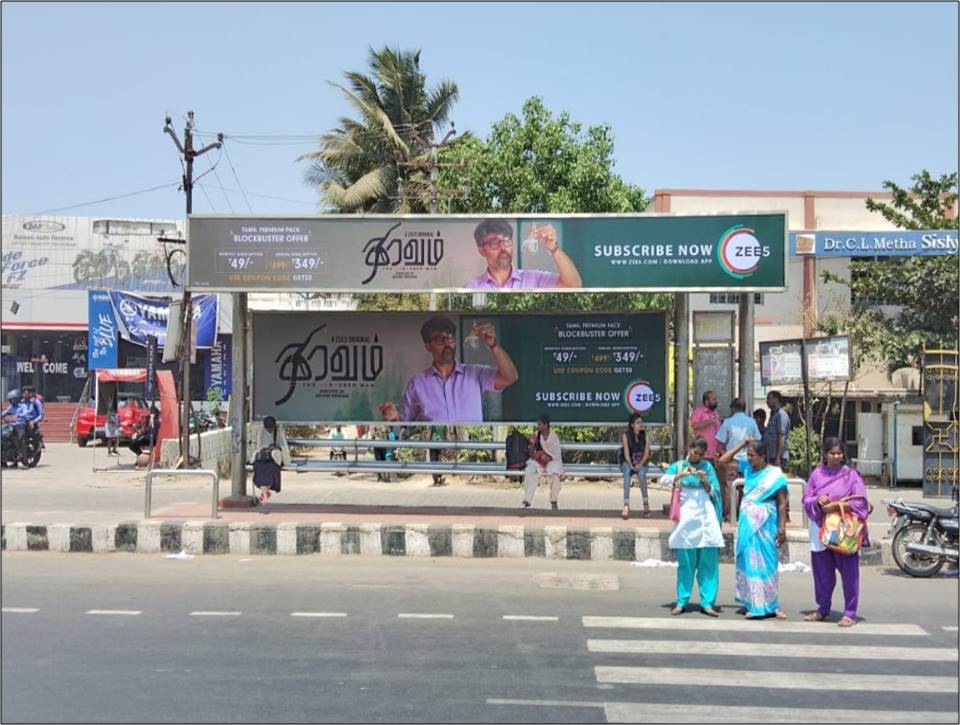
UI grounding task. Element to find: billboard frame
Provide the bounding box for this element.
[186,210,789,294]
[249,309,671,427]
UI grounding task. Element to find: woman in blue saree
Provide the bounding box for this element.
[719,439,789,619]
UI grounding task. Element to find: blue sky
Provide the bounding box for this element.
[2,2,957,219]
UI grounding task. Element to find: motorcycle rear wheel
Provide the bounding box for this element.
[892,523,945,577]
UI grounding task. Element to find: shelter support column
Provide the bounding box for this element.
[674,293,689,457]
[226,292,251,504]
[738,293,755,412]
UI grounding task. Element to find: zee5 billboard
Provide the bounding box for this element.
[188,213,787,293]
[252,311,667,425]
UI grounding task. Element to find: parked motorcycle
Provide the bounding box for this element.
[885,487,959,577]
[1,424,43,468]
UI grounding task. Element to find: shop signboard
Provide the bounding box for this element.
[2,215,184,292]
[790,230,958,257]
[189,213,787,293]
[252,311,667,425]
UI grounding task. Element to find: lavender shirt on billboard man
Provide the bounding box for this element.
[464,219,582,289]
[378,315,520,423]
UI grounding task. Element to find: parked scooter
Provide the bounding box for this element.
[885,486,959,577]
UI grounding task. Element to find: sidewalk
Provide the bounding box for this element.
[0,443,909,564]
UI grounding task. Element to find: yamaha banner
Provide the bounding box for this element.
[108,291,218,349]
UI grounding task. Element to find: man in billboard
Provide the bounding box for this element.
[379,315,519,423]
[465,219,582,289]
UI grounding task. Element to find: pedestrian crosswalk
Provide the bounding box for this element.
[581,614,960,724]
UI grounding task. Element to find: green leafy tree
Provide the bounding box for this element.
[820,170,958,371]
[300,47,459,213]
[439,97,668,314]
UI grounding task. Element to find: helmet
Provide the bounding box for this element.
[6,390,20,401]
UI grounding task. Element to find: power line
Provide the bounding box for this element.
[195,183,316,206]
[26,183,180,215]
[222,143,254,214]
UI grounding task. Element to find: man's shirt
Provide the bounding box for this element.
[690,405,722,458]
[465,267,559,289]
[398,361,498,422]
[762,407,792,462]
[716,412,761,461]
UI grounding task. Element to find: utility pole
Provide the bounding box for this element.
[164,111,222,467]
[399,124,465,311]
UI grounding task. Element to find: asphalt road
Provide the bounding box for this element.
[2,554,957,723]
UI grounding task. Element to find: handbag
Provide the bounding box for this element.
[531,434,553,466]
[669,485,682,522]
[818,495,868,555]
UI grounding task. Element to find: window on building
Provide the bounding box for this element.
[708,293,763,305]
[911,426,924,446]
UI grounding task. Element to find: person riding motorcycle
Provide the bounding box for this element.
[2,390,31,465]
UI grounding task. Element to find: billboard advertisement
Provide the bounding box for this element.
[252,311,667,425]
[189,213,787,293]
[2,215,184,292]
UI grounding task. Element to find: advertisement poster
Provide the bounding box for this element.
[253,312,667,424]
[189,213,787,293]
[2,215,184,292]
[759,340,803,387]
[87,291,118,369]
[107,291,218,349]
[804,335,851,381]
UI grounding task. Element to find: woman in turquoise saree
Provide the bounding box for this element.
[720,439,789,619]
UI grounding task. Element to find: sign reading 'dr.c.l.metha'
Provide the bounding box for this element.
[252,311,667,425]
[189,213,787,293]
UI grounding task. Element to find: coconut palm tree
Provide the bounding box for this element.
[300,47,459,213]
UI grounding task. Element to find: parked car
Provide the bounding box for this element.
[76,393,151,447]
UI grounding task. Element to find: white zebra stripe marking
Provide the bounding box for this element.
[398,613,454,619]
[188,611,241,617]
[595,666,958,693]
[2,607,39,614]
[582,616,928,636]
[604,702,958,723]
[503,615,559,622]
[85,610,141,616]
[587,638,958,661]
[487,699,958,723]
[290,612,348,618]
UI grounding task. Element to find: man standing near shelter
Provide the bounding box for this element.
[762,390,791,471]
[379,315,519,423]
[464,219,582,290]
[690,390,722,470]
[715,397,761,516]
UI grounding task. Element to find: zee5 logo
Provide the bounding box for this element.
[624,380,661,414]
[717,225,770,279]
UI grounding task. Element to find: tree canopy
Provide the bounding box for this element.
[299,46,459,213]
[820,170,959,371]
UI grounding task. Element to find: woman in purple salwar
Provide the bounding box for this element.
[802,437,870,627]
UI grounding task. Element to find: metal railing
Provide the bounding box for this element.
[145,468,219,519]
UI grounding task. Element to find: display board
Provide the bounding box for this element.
[189,213,787,293]
[252,311,667,425]
[760,336,850,387]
